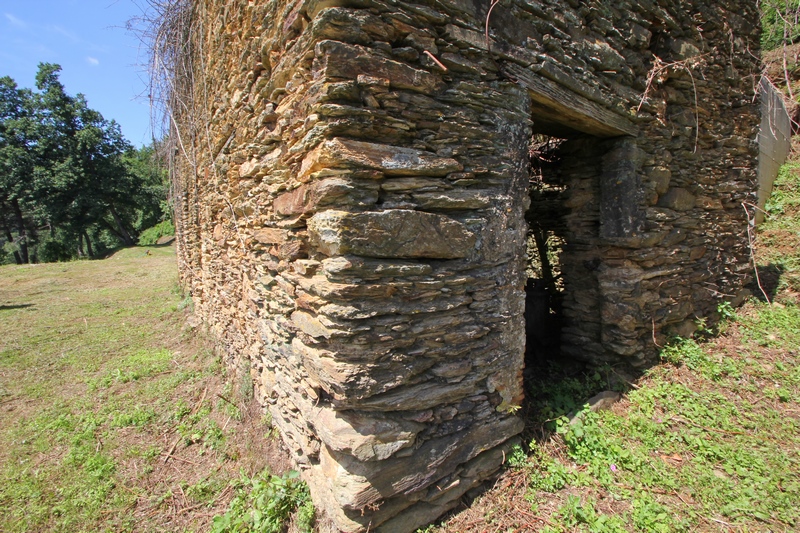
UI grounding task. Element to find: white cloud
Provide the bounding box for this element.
[51,25,80,43]
[4,13,27,28]
[86,56,99,66]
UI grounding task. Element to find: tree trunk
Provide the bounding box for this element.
[11,198,29,264]
[83,231,94,257]
[2,219,23,264]
[100,218,125,242]
[77,232,85,258]
[109,204,135,246]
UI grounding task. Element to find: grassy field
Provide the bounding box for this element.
[0,245,294,533]
[432,164,800,532]
[1,167,799,532]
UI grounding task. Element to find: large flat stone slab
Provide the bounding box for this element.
[314,40,445,94]
[308,209,476,259]
[299,138,462,180]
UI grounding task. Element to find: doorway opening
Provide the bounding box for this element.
[524,134,567,367]
[523,130,613,371]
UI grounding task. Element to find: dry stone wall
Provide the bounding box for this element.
[171,0,761,530]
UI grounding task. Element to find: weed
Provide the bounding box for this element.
[88,348,173,390]
[237,359,254,403]
[296,498,317,532]
[631,493,686,532]
[764,161,800,216]
[176,294,194,312]
[211,470,312,533]
[506,443,528,468]
[527,450,575,493]
[546,495,628,533]
[172,398,191,421]
[717,301,737,321]
[184,477,225,504]
[111,405,157,428]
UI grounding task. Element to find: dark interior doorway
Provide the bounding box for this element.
[524,134,567,368]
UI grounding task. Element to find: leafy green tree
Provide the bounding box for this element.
[1,63,169,263]
[0,76,38,263]
[761,0,800,51]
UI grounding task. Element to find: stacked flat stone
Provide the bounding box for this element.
[170,0,760,530]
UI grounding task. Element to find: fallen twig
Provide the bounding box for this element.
[160,452,199,465]
[162,435,182,464]
[192,385,208,414]
[215,393,236,408]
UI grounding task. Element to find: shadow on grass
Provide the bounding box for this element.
[0,303,35,311]
[751,262,784,302]
[521,355,638,447]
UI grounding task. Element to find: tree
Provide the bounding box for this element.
[0,76,38,263]
[1,64,168,263]
[762,0,800,51]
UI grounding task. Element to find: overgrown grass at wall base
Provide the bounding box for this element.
[468,331,800,533]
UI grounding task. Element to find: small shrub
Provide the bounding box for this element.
[137,220,175,246]
[36,235,74,262]
[211,470,311,533]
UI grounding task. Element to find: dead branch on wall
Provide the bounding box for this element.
[137,0,249,266]
[638,55,705,152]
[131,0,197,283]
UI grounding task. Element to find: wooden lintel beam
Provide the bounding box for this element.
[502,63,639,138]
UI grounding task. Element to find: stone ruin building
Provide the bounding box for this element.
[168,0,766,530]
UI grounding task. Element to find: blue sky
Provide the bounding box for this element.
[0,1,153,147]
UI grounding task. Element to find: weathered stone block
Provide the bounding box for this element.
[274,177,379,215]
[314,40,445,94]
[307,209,476,259]
[321,415,523,512]
[299,137,462,180]
[253,228,290,244]
[658,187,697,211]
[314,407,424,462]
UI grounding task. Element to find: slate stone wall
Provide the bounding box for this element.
[171,0,760,530]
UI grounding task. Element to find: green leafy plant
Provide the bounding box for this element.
[506,443,528,468]
[137,220,175,246]
[717,301,737,321]
[211,470,313,533]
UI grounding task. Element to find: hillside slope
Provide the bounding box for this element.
[0,168,798,533]
[432,158,800,532]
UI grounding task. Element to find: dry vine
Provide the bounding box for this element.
[485,0,501,52]
[742,202,772,304]
[133,0,249,268]
[638,55,706,153]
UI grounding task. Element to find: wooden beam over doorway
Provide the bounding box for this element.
[502,63,639,138]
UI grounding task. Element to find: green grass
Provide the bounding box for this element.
[437,299,800,532]
[429,158,800,532]
[0,245,288,532]
[210,470,315,533]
